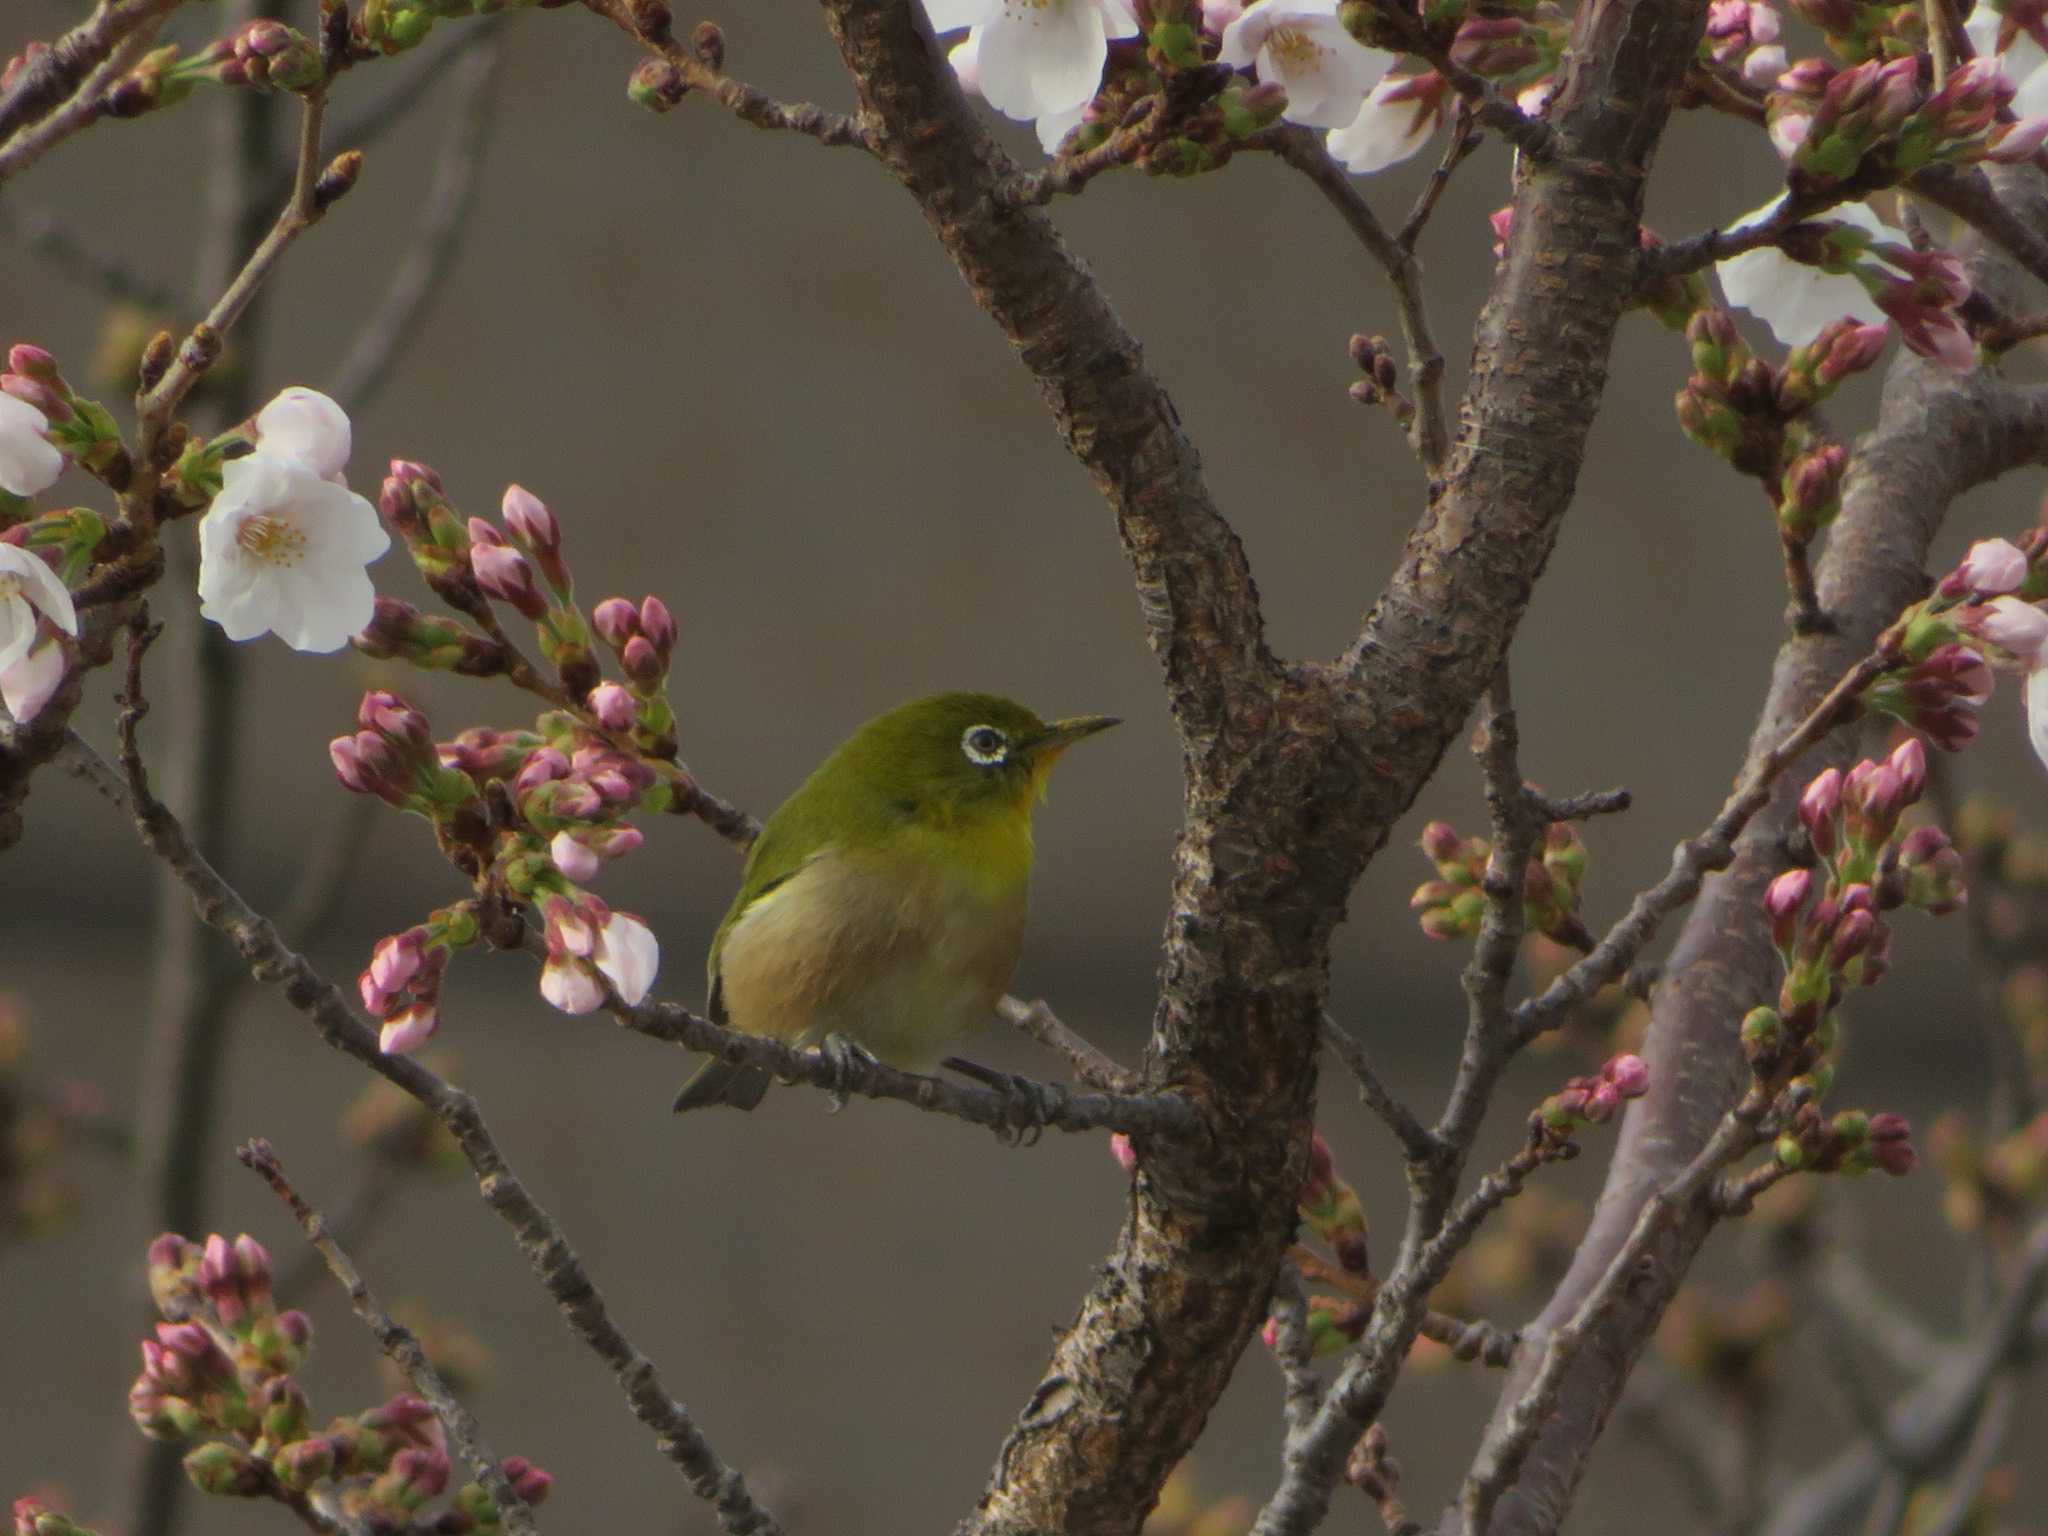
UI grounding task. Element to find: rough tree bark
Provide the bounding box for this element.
[815,0,1708,1529]
[1464,172,2048,1536]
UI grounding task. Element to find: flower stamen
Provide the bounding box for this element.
[235,512,308,566]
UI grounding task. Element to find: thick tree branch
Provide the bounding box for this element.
[1458,170,2048,1536]
[806,1,1717,1531]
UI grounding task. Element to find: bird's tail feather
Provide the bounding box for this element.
[671,1057,772,1113]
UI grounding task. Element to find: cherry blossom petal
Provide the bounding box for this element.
[254,386,352,481]
[0,640,66,723]
[0,393,63,498]
[978,0,1115,120]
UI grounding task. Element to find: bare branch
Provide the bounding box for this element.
[1461,166,2048,1536]
[136,87,349,443]
[1509,642,1901,1046]
[1458,1088,1774,1536]
[578,0,873,149]
[238,1137,540,1535]
[329,31,505,412]
[62,722,788,1536]
[1761,1220,2048,1536]
[997,995,1139,1093]
[1321,1014,1437,1165]
[1261,127,1450,473]
[620,988,1199,1139]
[0,0,184,181]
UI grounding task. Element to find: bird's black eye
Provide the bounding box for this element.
[961,725,1009,767]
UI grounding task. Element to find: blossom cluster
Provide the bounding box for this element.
[131,1232,550,1525]
[1409,816,1592,950]
[1737,741,1966,1177]
[926,0,1552,170]
[333,687,663,1048]
[1864,533,2048,757]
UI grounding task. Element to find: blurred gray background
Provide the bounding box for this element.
[2,3,2042,1531]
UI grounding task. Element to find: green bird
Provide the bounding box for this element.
[671,692,1119,1112]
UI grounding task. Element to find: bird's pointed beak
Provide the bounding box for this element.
[1025,714,1121,761]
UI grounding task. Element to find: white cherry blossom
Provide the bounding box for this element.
[1327,72,1444,174]
[253,386,350,481]
[924,0,1139,124]
[0,543,77,676]
[197,450,389,652]
[2031,664,2048,774]
[594,911,660,1005]
[1717,195,1895,345]
[0,393,64,498]
[1219,0,1396,128]
[1,640,66,724]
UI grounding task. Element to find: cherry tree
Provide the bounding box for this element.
[5,0,2048,1533]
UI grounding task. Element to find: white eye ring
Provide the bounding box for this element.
[961,725,1009,766]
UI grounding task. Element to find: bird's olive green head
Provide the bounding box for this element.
[825,692,1118,823]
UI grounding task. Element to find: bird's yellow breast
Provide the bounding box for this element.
[713,819,1031,1067]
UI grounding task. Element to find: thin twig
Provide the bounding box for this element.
[263,18,507,206]
[1321,1014,1437,1164]
[135,85,346,451]
[997,995,1139,1092]
[238,1138,540,1535]
[65,721,786,1536]
[1398,105,1481,251]
[578,0,873,149]
[0,0,185,183]
[1262,127,1449,473]
[329,32,504,411]
[620,985,1199,1140]
[1271,1263,1325,1439]
[1512,644,1896,1043]
[1456,1087,1775,1534]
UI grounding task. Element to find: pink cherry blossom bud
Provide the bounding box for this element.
[359,690,435,756]
[1763,867,1812,946]
[550,830,601,883]
[1420,821,1463,864]
[540,954,606,1014]
[542,895,595,957]
[1828,907,1878,969]
[1489,205,1514,256]
[1582,1081,1621,1122]
[1259,1314,1281,1351]
[465,517,505,548]
[639,595,676,653]
[360,968,393,1016]
[500,1455,554,1505]
[1967,595,2048,665]
[513,747,570,795]
[501,484,559,553]
[1988,114,2048,162]
[1110,1132,1137,1172]
[620,634,663,686]
[1602,1053,1650,1098]
[591,825,644,860]
[369,931,424,995]
[1743,43,1787,85]
[6,344,57,380]
[330,732,399,801]
[592,597,640,649]
[587,682,636,732]
[1886,737,1927,804]
[1959,537,2030,596]
[471,541,547,620]
[1799,766,1842,855]
[379,1004,439,1055]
